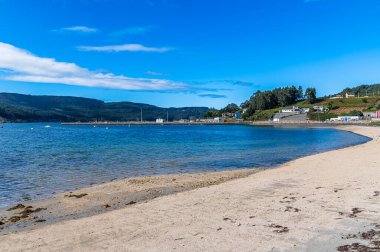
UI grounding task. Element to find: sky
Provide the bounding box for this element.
[1,0,380,108]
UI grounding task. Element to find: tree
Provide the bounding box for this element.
[241,85,306,117]
[305,87,317,104]
[204,108,220,118]
[220,103,240,113]
[347,110,363,116]
[297,86,304,100]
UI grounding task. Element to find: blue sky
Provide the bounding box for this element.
[1,0,380,108]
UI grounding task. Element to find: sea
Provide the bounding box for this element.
[0,123,370,208]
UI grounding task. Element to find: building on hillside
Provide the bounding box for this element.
[281,106,301,113]
[281,108,294,113]
[214,117,223,123]
[330,95,343,99]
[345,92,356,98]
[363,112,376,119]
[222,112,241,119]
[313,106,327,112]
[222,112,234,118]
[328,117,343,122]
[337,116,362,122]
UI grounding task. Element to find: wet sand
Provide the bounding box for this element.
[0,169,263,235]
[0,125,379,251]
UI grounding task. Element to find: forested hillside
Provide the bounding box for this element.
[0,93,209,122]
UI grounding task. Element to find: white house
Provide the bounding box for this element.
[330,95,343,99]
[281,106,301,113]
[156,118,164,123]
[313,106,326,112]
[363,112,376,119]
[214,117,223,123]
[328,117,342,122]
[281,108,294,113]
[337,116,361,122]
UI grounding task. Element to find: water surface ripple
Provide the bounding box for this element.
[0,124,370,208]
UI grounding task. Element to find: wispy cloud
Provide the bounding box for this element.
[226,80,259,87]
[53,26,99,33]
[192,80,258,88]
[145,70,169,76]
[77,43,172,53]
[0,42,184,90]
[198,94,227,99]
[110,25,157,37]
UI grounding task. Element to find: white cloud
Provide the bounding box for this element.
[0,42,185,90]
[77,44,172,53]
[53,26,99,33]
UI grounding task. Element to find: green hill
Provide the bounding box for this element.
[242,84,380,121]
[337,84,380,97]
[0,93,209,122]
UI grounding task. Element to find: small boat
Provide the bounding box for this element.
[44,125,51,128]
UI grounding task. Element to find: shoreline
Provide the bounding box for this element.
[0,168,266,235]
[0,126,370,231]
[0,124,369,212]
[0,125,379,251]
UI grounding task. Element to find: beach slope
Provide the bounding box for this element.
[0,126,379,251]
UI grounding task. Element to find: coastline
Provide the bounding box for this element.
[0,168,265,235]
[0,125,379,251]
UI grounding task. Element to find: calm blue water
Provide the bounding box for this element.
[0,123,370,208]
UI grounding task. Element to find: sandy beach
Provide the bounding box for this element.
[0,125,379,251]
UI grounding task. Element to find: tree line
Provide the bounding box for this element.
[241,86,316,116]
[204,85,317,118]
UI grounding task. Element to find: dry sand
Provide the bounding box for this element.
[0,125,379,251]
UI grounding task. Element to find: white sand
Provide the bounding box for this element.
[0,126,379,251]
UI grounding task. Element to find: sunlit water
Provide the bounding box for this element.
[0,123,370,208]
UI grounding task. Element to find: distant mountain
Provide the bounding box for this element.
[0,93,209,122]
